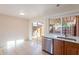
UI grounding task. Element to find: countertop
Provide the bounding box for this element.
[44,34,79,44]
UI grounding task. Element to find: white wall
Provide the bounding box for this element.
[0,14,29,47]
[0,13,48,44]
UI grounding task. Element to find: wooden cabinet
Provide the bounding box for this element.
[53,39,78,55]
[76,16,79,36]
[54,39,64,55]
[77,49,79,54]
[64,46,77,55]
[64,41,78,55]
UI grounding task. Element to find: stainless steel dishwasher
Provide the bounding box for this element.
[42,37,54,54]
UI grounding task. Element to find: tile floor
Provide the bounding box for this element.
[0,40,48,55]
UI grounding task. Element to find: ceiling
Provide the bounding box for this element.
[0,4,79,19]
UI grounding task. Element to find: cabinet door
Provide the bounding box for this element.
[64,41,78,55]
[54,40,64,55]
[76,45,79,55]
[76,16,79,36]
[77,49,79,55]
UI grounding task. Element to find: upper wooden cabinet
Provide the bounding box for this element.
[76,16,79,36]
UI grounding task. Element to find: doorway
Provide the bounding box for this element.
[32,21,44,44]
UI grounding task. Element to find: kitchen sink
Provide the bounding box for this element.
[57,37,76,41]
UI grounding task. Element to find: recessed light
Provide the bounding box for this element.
[19,12,24,15]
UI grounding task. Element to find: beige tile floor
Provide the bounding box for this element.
[0,40,48,55]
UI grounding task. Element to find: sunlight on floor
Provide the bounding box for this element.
[7,40,15,49]
[0,39,48,55]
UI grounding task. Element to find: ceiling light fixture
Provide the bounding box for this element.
[19,12,24,15]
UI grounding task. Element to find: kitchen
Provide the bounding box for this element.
[42,16,79,55]
[0,4,79,55]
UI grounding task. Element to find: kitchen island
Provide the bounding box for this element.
[42,35,79,55]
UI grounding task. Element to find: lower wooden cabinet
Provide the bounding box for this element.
[53,39,79,55]
[54,39,64,55]
[64,42,78,55]
[64,46,77,55]
[77,49,79,54]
